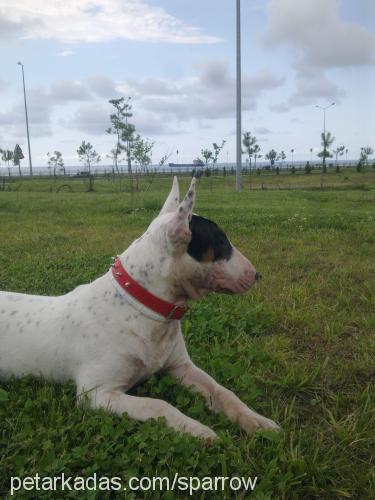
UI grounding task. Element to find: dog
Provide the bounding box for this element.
[0,177,279,440]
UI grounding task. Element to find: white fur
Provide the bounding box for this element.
[0,178,279,439]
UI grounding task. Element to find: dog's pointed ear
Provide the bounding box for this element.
[167,177,196,253]
[159,176,180,215]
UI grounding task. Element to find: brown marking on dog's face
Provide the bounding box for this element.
[202,247,215,262]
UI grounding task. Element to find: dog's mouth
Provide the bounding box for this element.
[217,287,235,295]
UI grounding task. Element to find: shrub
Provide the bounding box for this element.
[305,162,312,174]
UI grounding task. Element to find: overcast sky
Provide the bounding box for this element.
[0,0,374,168]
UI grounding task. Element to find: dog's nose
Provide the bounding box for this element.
[254,272,262,281]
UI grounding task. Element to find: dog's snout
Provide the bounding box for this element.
[254,271,262,281]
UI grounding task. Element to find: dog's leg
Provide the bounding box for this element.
[78,386,217,441]
[169,361,280,433]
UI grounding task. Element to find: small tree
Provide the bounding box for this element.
[107,97,132,175]
[305,161,312,174]
[333,145,345,166]
[47,151,65,177]
[212,140,226,166]
[77,141,100,191]
[253,145,261,169]
[242,132,258,171]
[201,149,213,168]
[318,131,335,172]
[360,146,374,167]
[132,135,154,172]
[279,150,286,166]
[265,149,277,168]
[1,149,13,176]
[13,144,24,176]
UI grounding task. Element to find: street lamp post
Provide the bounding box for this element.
[17,62,33,176]
[315,102,335,172]
[236,0,242,191]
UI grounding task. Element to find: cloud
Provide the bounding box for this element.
[61,103,111,136]
[131,61,284,122]
[0,79,9,92]
[57,49,74,57]
[0,62,285,141]
[264,0,375,69]
[0,87,54,139]
[264,0,375,113]
[86,75,119,99]
[0,80,95,140]
[270,70,345,112]
[254,127,271,135]
[0,0,221,45]
[50,80,92,101]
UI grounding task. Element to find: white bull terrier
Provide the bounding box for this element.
[0,177,279,440]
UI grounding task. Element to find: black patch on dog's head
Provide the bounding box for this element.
[187,215,233,262]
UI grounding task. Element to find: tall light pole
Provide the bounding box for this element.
[17,62,33,176]
[236,0,242,191]
[315,102,335,171]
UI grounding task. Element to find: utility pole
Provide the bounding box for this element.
[17,62,33,176]
[236,0,242,191]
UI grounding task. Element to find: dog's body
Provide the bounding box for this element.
[0,178,279,439]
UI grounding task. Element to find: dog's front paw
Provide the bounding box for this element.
[182,418,218,442]
[238,412,281,434]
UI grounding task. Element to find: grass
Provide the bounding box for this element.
[0,173,374,498]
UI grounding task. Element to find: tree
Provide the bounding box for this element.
[201,149,213,167]
[47,151,65,176]
[318,131,335,171]
[253,145,261,169]
[107,97,132,175]
[242,132,258,171]
[360,146,374,166]
[77,141,100,191]
[1,149,13,176]
[132,135,154,171]
[212,140,226,166]
[265,149,277,168]
[333,145,345,166]
[13,144,24,176]
[279,150,286,167]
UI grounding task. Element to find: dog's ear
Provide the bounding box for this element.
[159,176,180,215]
[167,177,196,253]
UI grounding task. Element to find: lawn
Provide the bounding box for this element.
[0,173,374,498]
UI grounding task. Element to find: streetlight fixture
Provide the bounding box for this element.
[236,0,242,192]
[17,61,33,176]
[315,102,335,172]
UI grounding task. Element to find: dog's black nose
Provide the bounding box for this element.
[255,272,262,281]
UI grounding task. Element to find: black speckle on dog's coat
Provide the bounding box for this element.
[188,215,232,262]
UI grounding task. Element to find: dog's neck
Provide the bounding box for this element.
[118,239,190,306]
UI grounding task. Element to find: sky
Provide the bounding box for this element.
[0,0,374,169]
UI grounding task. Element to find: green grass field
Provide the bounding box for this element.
[0,172,374,498]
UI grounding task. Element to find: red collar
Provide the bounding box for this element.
[111,258,188,320]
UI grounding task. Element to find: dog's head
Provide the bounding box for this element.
[137,177,259,301]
